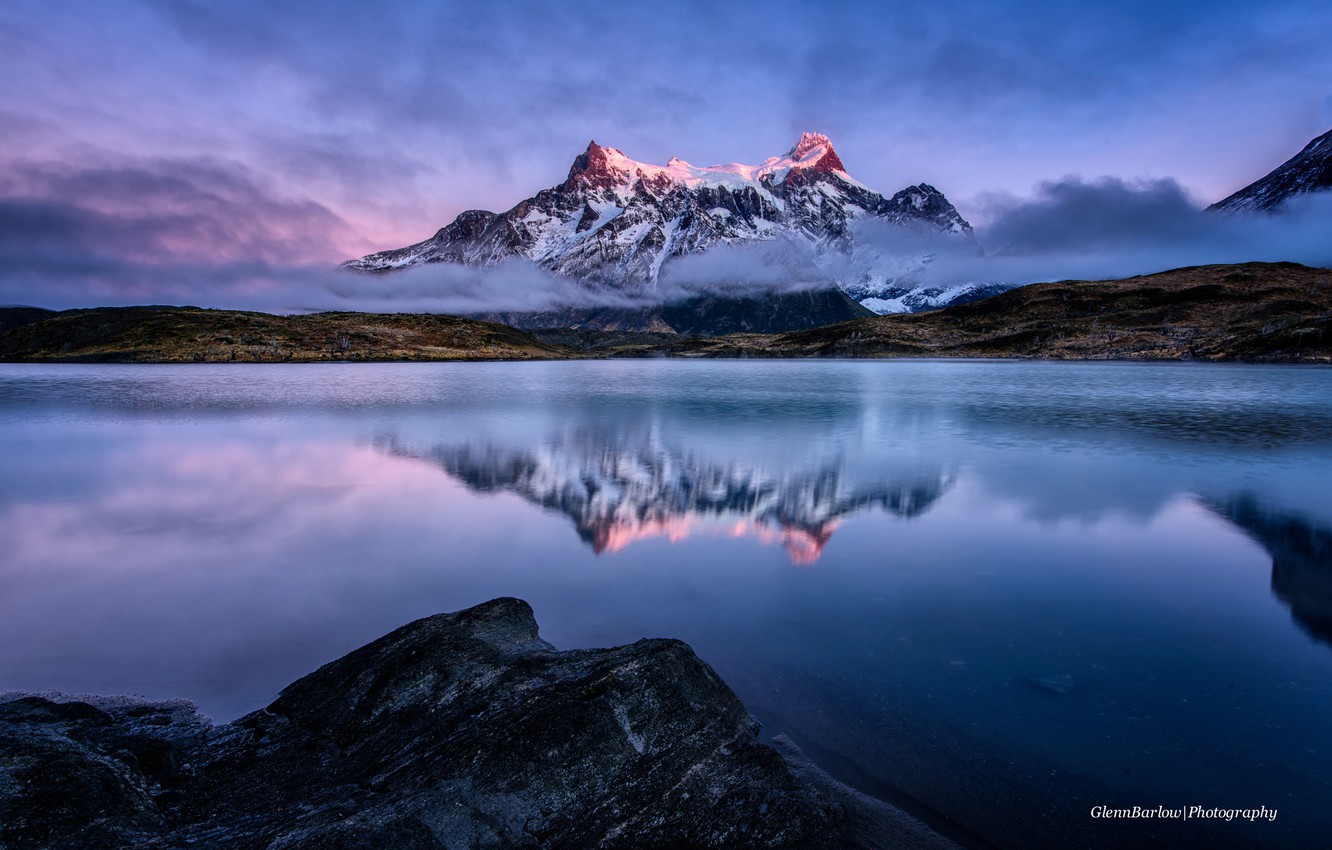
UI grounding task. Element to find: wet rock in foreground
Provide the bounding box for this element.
[0,598,954,849]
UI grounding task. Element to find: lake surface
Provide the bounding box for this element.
[2,360,1330,849]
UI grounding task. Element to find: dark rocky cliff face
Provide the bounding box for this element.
[0,599,953,850]
[473,288,875,335]
[1209,127,1332,213]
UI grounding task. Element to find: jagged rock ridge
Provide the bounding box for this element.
[1209,127,1332,213]
[346,133,981,315]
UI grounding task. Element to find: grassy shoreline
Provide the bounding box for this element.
[4,262,1330,364]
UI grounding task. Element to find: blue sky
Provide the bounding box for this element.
[1,0,1330,306]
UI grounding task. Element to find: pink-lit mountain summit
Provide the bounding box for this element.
[346,133,981,314]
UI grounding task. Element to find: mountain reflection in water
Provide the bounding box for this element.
[1206,495,1332,646]
[378,432,950,565]
[376,425,1332,656]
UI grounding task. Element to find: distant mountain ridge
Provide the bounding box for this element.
[345,133,986,317]
[1210,127,1332,213]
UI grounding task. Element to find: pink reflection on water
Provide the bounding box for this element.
[589,514,839,565]
[4,440,458,574]
[0,436,523,710]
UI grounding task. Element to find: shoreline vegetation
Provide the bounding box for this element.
[3,262,1329,364]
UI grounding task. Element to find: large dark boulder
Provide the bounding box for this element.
[1,598,896,850]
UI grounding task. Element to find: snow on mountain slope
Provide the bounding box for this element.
[345,133,986,314]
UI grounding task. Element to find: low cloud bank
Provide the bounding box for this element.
[654,239,837,298]
[929,177,1332,286]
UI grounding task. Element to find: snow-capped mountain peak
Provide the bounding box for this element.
[564,141,641,190]
[562,132,855,194]
[785,131,844,171]
[346,132,985,313]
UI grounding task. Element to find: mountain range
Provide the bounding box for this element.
[344,127,1332,334]
[346,133,990,322]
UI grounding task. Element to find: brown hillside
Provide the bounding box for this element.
[0,307,574,362]
[655,262,1332,362]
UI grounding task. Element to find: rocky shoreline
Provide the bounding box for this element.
[0,598,956,850]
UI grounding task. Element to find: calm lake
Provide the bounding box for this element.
[2,360,1330,849]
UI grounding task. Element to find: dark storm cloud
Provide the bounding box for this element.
[980,178,1207,254]
[919,179,1332,287]
[0,158,354,266]
[0,156,363,310]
